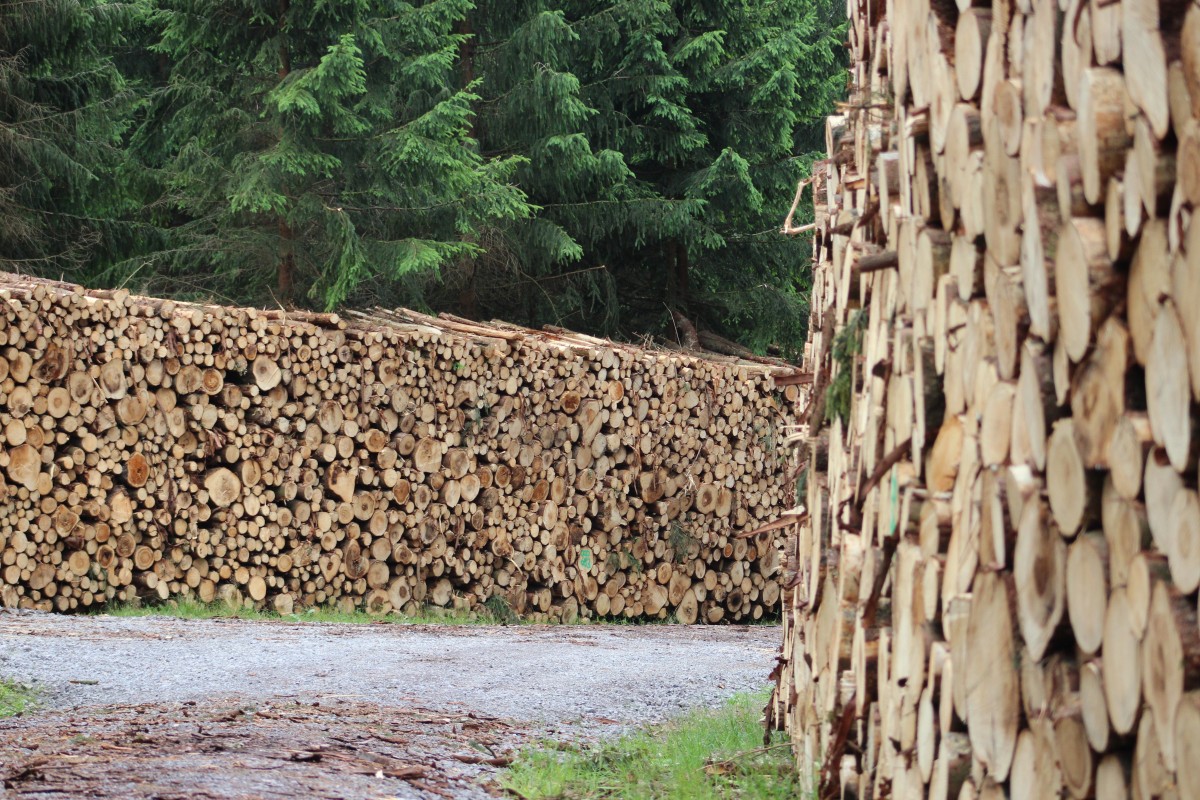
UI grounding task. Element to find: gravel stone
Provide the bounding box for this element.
[0,610,778,734]
[0,610,780,799]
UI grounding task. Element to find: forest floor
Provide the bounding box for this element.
[0,610,779,799]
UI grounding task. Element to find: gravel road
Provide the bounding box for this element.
[0,610,780,799]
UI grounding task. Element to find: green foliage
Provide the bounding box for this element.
[825,310,866,425]
[103,598,274,621]
[668,519,697,565]
[0,678,38,718]
[100,598,503,625]
[503,690,811,800]
[5,0,846,355]
[111,0,535,308]
[483,593,519,624]
[443,0,846,354]
[0,0,137,275]
[604,546,645,576]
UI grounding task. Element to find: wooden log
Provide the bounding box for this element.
[966,571,1020,781]
[955,10,993,101]
[1057,713,1094,799]
[1056,217,1120,363]
[1077,68,1132,205]
[1172,218,1200,401]
[1103,587,1143,735]
[1176,692,1200,800]
[1081,660,1112,753]
[1047,420,1098,536]
[1014,499,1068,660]
[1143,580,1200,772]
[1067,531,1109,656]
[1145,300,1192,472]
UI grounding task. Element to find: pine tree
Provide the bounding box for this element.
[0,0,134,276]
[127,0,533,308]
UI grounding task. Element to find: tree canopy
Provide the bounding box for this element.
[0,0,134,274]
[1,0,844,356]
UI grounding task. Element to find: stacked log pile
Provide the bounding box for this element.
[0,274,801,622]
[769,0,1200,795]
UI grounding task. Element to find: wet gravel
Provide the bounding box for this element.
[0,611,781,798]
[0,611,779,739]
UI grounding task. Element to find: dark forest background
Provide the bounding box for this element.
[1,0,844,356]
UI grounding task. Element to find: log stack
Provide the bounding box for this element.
[0,274,801,623]
[769,0,1200,795]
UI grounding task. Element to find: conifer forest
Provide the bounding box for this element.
[1,0,845,355]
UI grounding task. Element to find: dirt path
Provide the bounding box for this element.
[0,610,780,799]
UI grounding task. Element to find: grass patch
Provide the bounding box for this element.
[98,598,499,626]
[100,598,273,622]
[97,598,782,627]
[0,679,38,718]
[502,691,810,800]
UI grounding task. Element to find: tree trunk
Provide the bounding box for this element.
[673,238,689,306]
[278,219,295,303]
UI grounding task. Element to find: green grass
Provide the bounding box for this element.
[96,598,781,627]
[502,691,811,800]
[0,679,38,718]
[98,598,500,626]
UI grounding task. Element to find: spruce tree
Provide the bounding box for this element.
[1,0,844,353]
[130,0,533,308]
[449,1,705,330]
[455,0,844,354]
[653,0,845,354]
[0,0,133,276]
